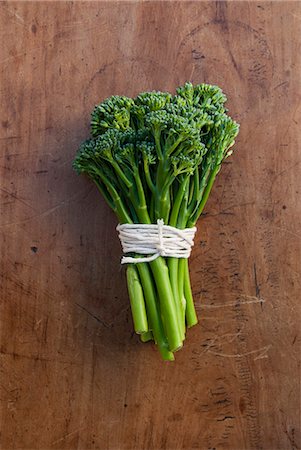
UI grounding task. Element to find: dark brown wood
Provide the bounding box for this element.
[1,1,300,449]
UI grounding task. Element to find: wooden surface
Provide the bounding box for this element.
[1,1,300,449]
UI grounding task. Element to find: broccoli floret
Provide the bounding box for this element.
[135,91,172,111]
[91,95,134,136]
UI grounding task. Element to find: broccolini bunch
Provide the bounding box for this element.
[73,82,239,360]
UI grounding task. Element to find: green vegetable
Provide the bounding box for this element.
[73,82,239,361]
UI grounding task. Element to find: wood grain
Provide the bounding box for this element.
[0,1,300,449]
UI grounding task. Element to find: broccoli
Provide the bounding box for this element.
[73,82,239,360]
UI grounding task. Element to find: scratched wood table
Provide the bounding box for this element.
[1,1,300,449]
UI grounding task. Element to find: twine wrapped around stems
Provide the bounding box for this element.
[117,219,197,264]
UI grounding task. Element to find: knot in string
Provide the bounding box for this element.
[116,219,197,264]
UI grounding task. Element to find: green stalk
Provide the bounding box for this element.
[176,186,190,331]
[188,165,220,227]
[167,259,183,339]
[137,263,174,360]
[107,198,152,343]
[150,257,183,352]
[168,175,190,339]
[111,160,133,189]
[186,169,199,217]
[154,131,163,160]
[188,172,195,205]
[182,166,221,326]
[177,259,186,331]
[149,194,155,220]
[165,135,184,156]
[133,167,149,208]
[94,169,132,224]
[169,176,190,225]
[130,177,182,353]
[93,178,115,211]
[154,158,170,220]
[140,331,153,342]
[143,159,156,194]
[126,265,148,334]
[183,258,198,327]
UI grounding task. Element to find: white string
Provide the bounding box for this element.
[116,219,197,264]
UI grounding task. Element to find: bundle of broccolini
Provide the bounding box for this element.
[73,82,239,361]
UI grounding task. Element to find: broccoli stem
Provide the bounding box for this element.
[188,165,220,227]
[94,169,132,224]
[143,159,156,194]
[117,210,150,338]
[165,135,184,156]
[137,263,174,360]
[93,178,116,211]
[111,160,133,189]
[140,331,153,342]
[181,165,221,327]
[150,257,183,352]
[128,173,183,352]
[167,258,184,340]
[177,259,186,331]
[167,175,190,339]
[181,166,221,328]
[126,264,148,334]
[154,158,170,220]
[133,168,149,208]
[154,131,163,160]
[183,258,198,327]
[175,180,190,329]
